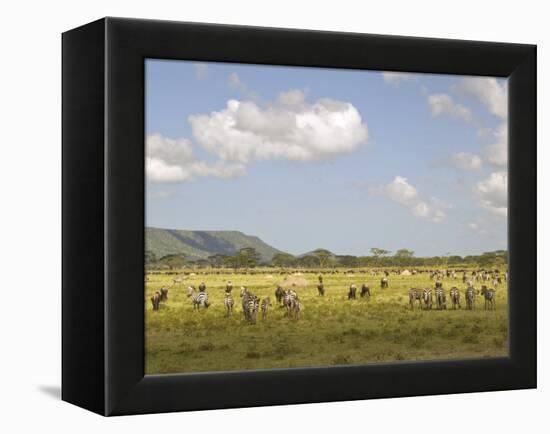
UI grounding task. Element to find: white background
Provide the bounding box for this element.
[0,0,546,432]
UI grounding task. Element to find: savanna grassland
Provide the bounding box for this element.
[145,269,508,375]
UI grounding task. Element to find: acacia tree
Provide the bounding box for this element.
[370,247,391,257]
[272,252,296,268]
[311,249,333,268]
[236,247,261,269]
[394,249,414,258]
[158,253,186,269]
[145,250,157,264]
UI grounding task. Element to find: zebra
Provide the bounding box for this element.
[465,286,476,310]
[240,286,251,319]
[317,283,325,296]
[261,297,271,320]
[408,288,422,309]
[275,285,285,305]
[435,280,443,289]
[187,286,209,310]
[199,282,206,292]
[245,295,260,324]
[225,281,233,294]
[150,291,161,311]
[348,284,357,300]
[449,287,461,309]
[480,286,496,310]
[286,293,301,320]
[435,287,446,310]
[380,277,389,288]
[282,289,299,317]
[224,292,234,316]
[422,288,433,310]
[360,284,371,298]
[159,287,168,301]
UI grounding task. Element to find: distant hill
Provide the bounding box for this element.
[145,227,283,263]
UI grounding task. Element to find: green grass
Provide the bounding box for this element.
[145,269,508,374]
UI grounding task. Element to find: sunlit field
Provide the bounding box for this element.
[145,268,508,375]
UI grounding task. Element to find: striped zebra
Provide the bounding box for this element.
[287,293,302,320]
[409,288,422,309]
[240,286,251,319]
[435,287,446,310]
[348,284,357,300]
[224,292,234,316]
[275,285,285,305]
[282,289,300,318]
[360,284,371,298]
[480,286,496,310]
[380,277,389,288]
[465,286,476,310]
[150,291,161,311]
[449,287,461,309]
[317,283,325,296]
[422,288,433,310]
[261,297,271,320]
[187,286,209,310]
[245,294,260,324]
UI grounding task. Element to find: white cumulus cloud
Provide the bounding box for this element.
[146,133,246,183]
[455,77,507,119]
[451,152,483,171]
[382,71,416,84]
[382,176,448,223]
[485,122,507,167]
[474,171,507,217]
[188,90,368,164]
[427,94,472,123]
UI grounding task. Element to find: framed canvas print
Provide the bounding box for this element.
[62,17,536,416]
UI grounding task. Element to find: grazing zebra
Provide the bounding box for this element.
[409,288,422,309]
[151,291,161,311]
[422,288,433,310]
[348,284,357,300]
[224,292,234,316]
[360,284,371,298]
[317,283,325,296]
[449,287,461,309]
[159,287,168,301]
[465,286,476,310]
[275,285,285,305]
[261,297,271,320]
[380,277,389,289]
[480,286,496,311]
[187,285,209,310]
[435,287,446,310]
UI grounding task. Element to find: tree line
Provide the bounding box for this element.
[146,247,507,270]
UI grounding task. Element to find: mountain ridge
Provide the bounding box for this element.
[145,227,283,263]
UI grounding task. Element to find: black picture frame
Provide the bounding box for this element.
[62,17,536,416]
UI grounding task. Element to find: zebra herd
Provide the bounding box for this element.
[409,283,496,311]
[149,271,499,319]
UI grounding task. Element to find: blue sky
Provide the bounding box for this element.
[145,59,508,257]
